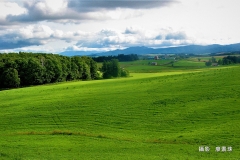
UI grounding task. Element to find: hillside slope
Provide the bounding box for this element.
[0,66,239,159]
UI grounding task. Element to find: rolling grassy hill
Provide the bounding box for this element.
[119,59,206,73]
[0,62,239,159]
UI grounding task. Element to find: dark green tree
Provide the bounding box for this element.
[15,58,29,85]
[102,60,111,79]
[0,62,4,88]
[111,59,121,77]
[205,61,212,66]
[44,59,55,83]
[69,60,79,80]
[1,68,20,88]
[82,63,91,80]
[90,59,98,80]
[120,68,130,77]
[71,57,84,79]
[43,57,62,83]
[26,58,45,85]
[222,58,232,65]
[60,62,69,81]
[102,59,121,78]
[211,57,217,63]
[217,59,223,65]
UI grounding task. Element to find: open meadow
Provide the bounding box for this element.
[120,59,206,73]
[0,58,240,159]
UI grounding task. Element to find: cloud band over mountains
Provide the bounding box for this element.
[0,24,190,50]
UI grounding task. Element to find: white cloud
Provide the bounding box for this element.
[0,1,26,17]
[66,27,192,51]
[0,24,68,49]
[1,0,177,25]
[106,8,143,20]
[0,0,240,52]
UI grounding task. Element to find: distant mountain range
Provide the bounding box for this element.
[60,43,240,56]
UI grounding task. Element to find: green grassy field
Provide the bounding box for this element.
[119,59,207,73]
[0,59,240,159]
[188,56,224,62]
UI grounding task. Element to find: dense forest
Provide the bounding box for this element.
[0,52,98,88]
[92,54,139,62]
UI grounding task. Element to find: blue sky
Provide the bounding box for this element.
[0,0,239,53]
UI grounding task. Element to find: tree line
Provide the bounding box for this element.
[218,55,240,65]
[0,52,98,88]
[92,54,139,62]
[205,56,240,66]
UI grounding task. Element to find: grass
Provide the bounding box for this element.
[99,59,174,73]
[0,58,240,159]
[119,59,207,73]
[188,56,224,62]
